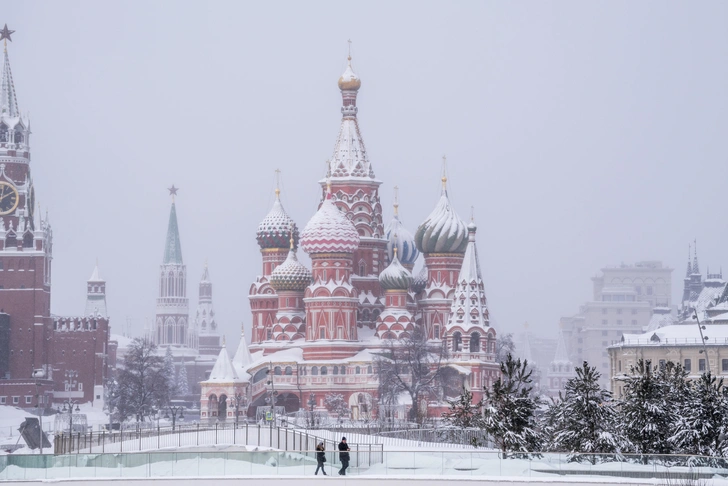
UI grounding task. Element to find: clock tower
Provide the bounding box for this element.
[0,24,54,384]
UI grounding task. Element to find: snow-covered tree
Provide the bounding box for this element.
[495,333,515,364]
[324,393,350,418]
[547,362,628,460]
[481,354,542,456]
[163,346,177,396]
[176,362,190,396]
[670,372,728,456]
[443,386,482,429]
[618,359,673,455]
[117,338,170,422]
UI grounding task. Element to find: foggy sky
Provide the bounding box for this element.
[3,1,727,351]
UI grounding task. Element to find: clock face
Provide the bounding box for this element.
[0,182,19,216]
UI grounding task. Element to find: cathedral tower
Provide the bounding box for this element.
[85,262,107,318]
[195,262,222,355]
[321,52,386,327]
[154,188,191,348]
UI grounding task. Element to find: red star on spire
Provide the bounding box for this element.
[0,25,15,43]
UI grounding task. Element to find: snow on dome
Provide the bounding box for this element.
[300,195,360,254]
[270,248,312,291]
[385,217,419,267]
[379,252,413,291]
[256,195,299,250]
[415,192,468,254]
[411,264,428,293]
[338,59,361,91]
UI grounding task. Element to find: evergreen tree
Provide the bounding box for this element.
[481,354,542,456]
[619,359,673,455]
[176,362,190,396]
[548,362,628,460]
[443,386,482,429]
[670,372,728,456]
[163,346,177,396]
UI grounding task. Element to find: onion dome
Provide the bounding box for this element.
[338,56,361,91]
[256,190,299,250]
[379,250,413,291]
[270,247,312,291]
[414,176,468,254]
[411,264,428,293]
[384,189,420,267]
[300,192,360,254]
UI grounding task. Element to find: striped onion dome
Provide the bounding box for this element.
[270,248,312,291]
[411,264,428,293]
[415,189,468,254]
[379,251,413,291]
[385,216,419,267]
[300,193,360,254]
[256,194,299,250]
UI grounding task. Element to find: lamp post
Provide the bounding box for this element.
[232,393,246,425]
[265,363,278,426]
[693,310,711,372]
[32,369,46,454]
[57,398,80,452]
[164,405,185,431]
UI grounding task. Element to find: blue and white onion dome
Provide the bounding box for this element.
[411,264,428,293]
[414,180,468,254]
[270,247,312,292]
[379,249,413,291]
[256,191,299,250]
[300,191,360,254]
[385,215,419,268]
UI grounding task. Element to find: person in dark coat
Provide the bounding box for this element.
[338,437,350,476]
[315,442,327,476]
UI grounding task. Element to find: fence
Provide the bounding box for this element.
[53,422,383,468]
[3,451,728,480]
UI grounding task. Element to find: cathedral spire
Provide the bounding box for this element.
[163,188,183,264]
[693,239,700,275]
[685,243,693,278]
[0,24,19,119]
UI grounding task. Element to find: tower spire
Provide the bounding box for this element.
[441,155,448,194]
[275,168,281,199]
[393,186,399,219]
[1,25,19,118]
[163,189,183,264]
[693,238,700,275]
[686,243,692,277]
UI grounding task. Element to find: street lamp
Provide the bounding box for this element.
[163,405,185,431]
[693,310,711,372]
[57,399,80,435]
[307,393,316,412]
[232,393,246,425]
[265,363,278,426]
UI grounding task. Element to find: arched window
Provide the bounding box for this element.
[312,366,319,376]
[0,123,7,143]
[167,326,173,343]
[355,366,361,374]
[359,263,366,276]
[167,273,174,297]
[274,366,282,375]
[452,332,462,352]
[367,365,373,374]
[284,366,292,375]
[470,332,481,352]
[321,366,328,375]
[22,232,33,248]
[333,366,338,375]
[13,128,23,145]
[340,366,346,375]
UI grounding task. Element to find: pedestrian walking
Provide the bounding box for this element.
[338,437,350,476]
[315,442,327,476]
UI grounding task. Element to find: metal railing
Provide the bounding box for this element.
[53,422,382,467]
[1,451,727,480]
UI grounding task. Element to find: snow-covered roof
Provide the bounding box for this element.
[88,262,102,282]
[204,342,243,383]
[300,194,359,254]
[446,223,489,331]
[646,311,678,332]
[552,329,571,364]
[414,189,468,254]
[163,202,183,265]
[256,192,299,250]
[615,324,728,347]
[384,207,419,267]
[109,333,133,349]
[232,330,253,369]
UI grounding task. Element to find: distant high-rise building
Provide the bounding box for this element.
[195,262,222,356]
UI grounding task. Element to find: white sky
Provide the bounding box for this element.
[2,1,727,350]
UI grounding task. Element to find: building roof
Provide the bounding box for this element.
[446,223,489,331]
[256,191,298,250]
[415,183,468,254]
[232,328,253,370]
[614,324,728,347]
[205,341,243,383]
[300,193,359,254]
[1,47,20,120]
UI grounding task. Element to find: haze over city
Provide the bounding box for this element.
[2,0,727,350]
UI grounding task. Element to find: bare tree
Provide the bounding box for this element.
[117,338,170,423]
[495,333,515,363]
[375,326,447,425]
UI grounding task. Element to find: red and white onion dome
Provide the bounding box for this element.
[300,193,360,254]
[270,248,312,291]
[379,251,413,291]
[256,194,299,250]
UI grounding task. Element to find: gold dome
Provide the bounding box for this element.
[338,57,361,91]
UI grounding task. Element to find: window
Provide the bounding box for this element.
[452,332,462,352]
[333,366,338,375]
[631,320,637,326]
[646,286,653,295]
[319,328,325,339]
[340,366,346,375]
[636,286,642,295]
[0,397,4,404]
[321,366,328,375]
[12,397,18,404]
[602,308,607,314]
[684,359,691,372]
[25,396,32,404]
[699,359,706,372]
[617,309,622,315]
[602,331,608,336]
[312,366,319,376]
[285,366,292,375]
[78,383,83,392]
[434,326,440,339]
[274,366,282,375]
[266,329,272,340]
[578,338,583,343]
[631,309,638,315]
[602,362,608,369]
[602,319,608,326]
[618,361,622,372]
[722,359,728,372]
[355,366,361,374]
[602,351,608,357]
[602,341,608,346]
[469,332,481,352]
[617,320,623,326]
[367,365,372,374]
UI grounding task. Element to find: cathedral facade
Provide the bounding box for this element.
[203,54,500,421]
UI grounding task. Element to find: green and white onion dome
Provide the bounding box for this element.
[270,249,312,291]
[414,192,468,254]
[379,252,413,291]
[256,196,299,250]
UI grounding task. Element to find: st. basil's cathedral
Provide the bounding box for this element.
[200,54,500,422]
